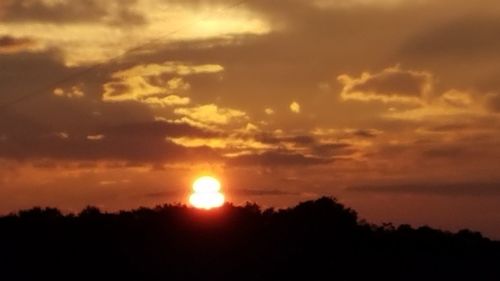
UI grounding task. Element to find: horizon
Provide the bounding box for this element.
[2,0,500,240]
[2,196,493,241]
[2,194,498,240]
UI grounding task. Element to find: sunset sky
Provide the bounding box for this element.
[2,0,500,237]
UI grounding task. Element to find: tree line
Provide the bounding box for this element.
[0,197,499,280]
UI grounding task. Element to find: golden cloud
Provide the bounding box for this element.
[0,1,271,66]
[384,90,486,121]
[290,102,301,113]
[265,108,275,115]
[53,86,84,98]
[142,95,191,107]
[102,62,223,107]
[111,63,224,78]
[174,104,248,126]
[87,135,105,141]
[168,136,270,151]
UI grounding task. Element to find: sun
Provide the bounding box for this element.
[189,176,225,210]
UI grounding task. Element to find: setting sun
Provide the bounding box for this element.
[189,176,225,209]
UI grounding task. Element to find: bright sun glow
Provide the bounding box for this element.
[189,176,225,209]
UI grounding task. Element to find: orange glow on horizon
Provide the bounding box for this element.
[189,176,225,209]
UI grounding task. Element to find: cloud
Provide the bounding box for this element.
[256,134,316,147]
[402,17,500,58]
[169,135,269,151]
[351,129,380,138]
[383,89,485,121]
[252,131,357,159]
[103,120,218,139]
[440,90,474,108]
[102,62,223,107]
[144,95,191,107]
[0,120,220,163]
[311,143,354,157]
[421,145,465,159]
[174,104,248,126]
[265,108,275,115]
[233,188,300,196]
[0,35,37,54]
[87,135,104,141]
[290,101,301,113]
[338,66,433,103]
[168,129,356,160]
[111,63,224,78]
[0,0,271,66]
[0,0,145,25]
[53,86,84,98]
[312,128,383,140]
[348,182,500,197]
[226,151,332,167]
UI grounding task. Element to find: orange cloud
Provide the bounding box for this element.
[53,86,84,98]
[339,66,433,103]
[290,102,301,113]
[0,0,270,66]
[102,62,223,107]
[174,104,248,127]
[383,89,488,121]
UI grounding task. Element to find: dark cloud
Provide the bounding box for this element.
[348,182,500,197]
[339,66,433,102]
[253,133,354,157]
[0,51,82,103]
[354,71,427,97]
[102,121,220,139]
[0,35,36,54]
[255,134,282,145]
[256,134,315,146]
[1,0,145,25]
[425,123,471,132]
[311,143,353,157]
[288,135,316,145]
[422,146,466,159]
[351,129,379,138]
[226,151,332,167]
[232,188,299,196]
[144,190,182,198]
[0,121,219,163]
[402,17,500,58]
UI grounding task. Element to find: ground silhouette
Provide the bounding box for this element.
[1,197,499,280]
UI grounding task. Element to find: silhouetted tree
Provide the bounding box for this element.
[0,197,498,281]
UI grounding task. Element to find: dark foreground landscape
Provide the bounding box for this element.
[1,197,499,280]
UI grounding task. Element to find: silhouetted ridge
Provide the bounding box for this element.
[0,197,499,281]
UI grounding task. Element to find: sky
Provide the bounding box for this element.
[2,0,500,237]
